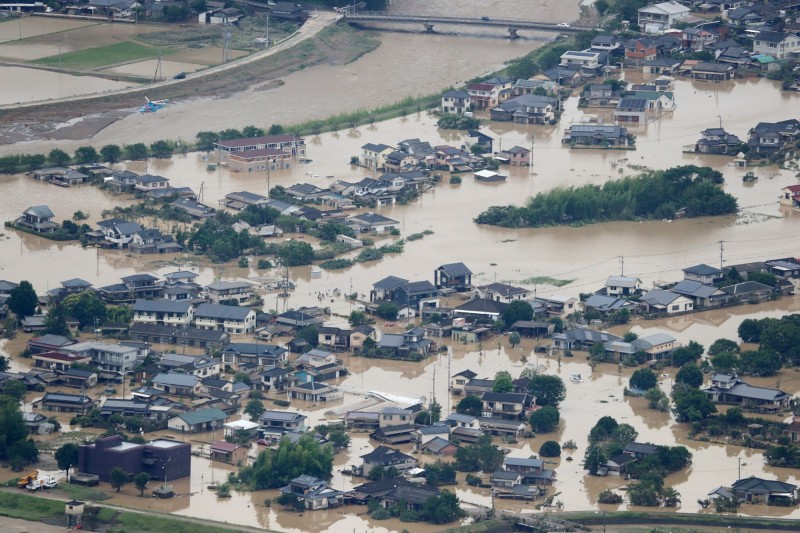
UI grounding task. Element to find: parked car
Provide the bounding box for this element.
[556,22,570,28]
[481,16,491,21]
[256,438,270,446]
[174,72,187,80]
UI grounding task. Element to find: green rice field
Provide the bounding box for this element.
[33,41,174,70]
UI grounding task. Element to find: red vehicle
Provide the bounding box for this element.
[256,438,270,446]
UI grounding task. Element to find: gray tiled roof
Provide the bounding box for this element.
[195,303,253,321]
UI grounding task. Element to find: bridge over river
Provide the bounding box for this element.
[343,11,598,38]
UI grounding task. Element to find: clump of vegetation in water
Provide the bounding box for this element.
[475,166,737,228]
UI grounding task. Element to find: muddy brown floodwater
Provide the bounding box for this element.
[2,1,800,530]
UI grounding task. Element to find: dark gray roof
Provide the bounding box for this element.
[618,98,648,111]
[640,289,683,306]
[754,31,791,44]
[25,205,54,218]
[481,392,527,403]
[360,445,415,463]
[455,299,508,314]
[671,280,724,299]
[373,276,409,290]
[405,280,435,293]
[153,373,199,387]
[683,264,722,276]
[195,303,253,321]
[62,278,92,288]
[693,62,733,73]
[121,273,158,283]
[624,442,659,455]
[133,299,192,314]
[732,476,796,494]
[349,212,399,226]
[437,262,472,278]
[722,281,773,297]
[442,89,469,98]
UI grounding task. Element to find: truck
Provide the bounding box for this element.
[26,476,57,491]
[17,471,37,489]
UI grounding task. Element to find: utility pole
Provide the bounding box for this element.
[620,255,624,276]
[719,240,724,270]
[530,135,534,169]
[738,456,741,480]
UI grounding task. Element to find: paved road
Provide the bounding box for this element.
[0,11,340,111]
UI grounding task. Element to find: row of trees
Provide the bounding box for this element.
[475,165,737,228]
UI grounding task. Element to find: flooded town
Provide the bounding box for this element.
[0,0,800,532]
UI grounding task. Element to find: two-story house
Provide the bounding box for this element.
[481,391,528,420]
[152,372,201,396]
[96,218,144,248]
[132,299,194,326]
[358,445,418,476]
[637,1,691,33]
[193,303,256,334]
[704,374,790,408]
[747,119,800,156]
[490,94,559,125]
[16,205,59,233]
[753,31,800,60]
[441,89,471,114]
[205,281,253,305]
[215,134,306,161]
[221,342,287,368]
[133,174,169,193]
[62,341,139,373]
[605,275,642,296]
[259,409,307,439]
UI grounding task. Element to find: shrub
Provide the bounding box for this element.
[539,441,561,457]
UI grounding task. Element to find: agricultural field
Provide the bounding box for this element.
[32,41,174,70]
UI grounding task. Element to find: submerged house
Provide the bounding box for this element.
[704,374,790,408]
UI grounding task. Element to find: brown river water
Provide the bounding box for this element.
[2,1,800,530]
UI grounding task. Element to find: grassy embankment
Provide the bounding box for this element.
[0,491,247,533]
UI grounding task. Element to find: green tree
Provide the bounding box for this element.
[595,0,609,14]
[348,310,367,326]
[55,443,79,482]
[73,146,99,165]
[47,148,70,166]
[501,300,533,327]
[710,351,740,374]
[124,143,149,160]
[134,472,150,496]
[277,241,314,266]
[2,380,27,402]
[150,140,173,159]
[739,349,782,376]
[267,124,285,135]
[456,396,482,417]
[328,429,350,450]
[738,318,764,343]
[630,368,657,391]
[162,4,189,21]
[675,364,703,388]
[107,305,133,324]
[454,435,504,472]
[588,416,618,444]
[528,374,566,407]
[529,405,560,433]
[492,371,514,393]
[295,325,319,348]
[0,355,8,372]
[8,280,38,317]
[375,302,399,320]
[584,445,606,476]
[244,398,265,421]
[110,467,129,492]
[242,125,265,138]
[671,341,704,367]
[195,131,220,150]
[509,331,521,349]
[100,144,122,164]
[241,434,334,489]
[539,440,561,457]
[672,387,716,422]
[421,489,463,524]
[62,290,107,328]
[44,302,70,336]
[708,338,740,356]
